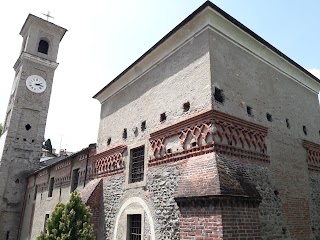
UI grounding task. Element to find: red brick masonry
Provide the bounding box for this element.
[178,196,261,240]
[303,140,320,171]
[149,109,269,166]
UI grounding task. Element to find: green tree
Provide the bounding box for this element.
[43,138,53,153]
[37,191,94,240]
[0,123,3,136]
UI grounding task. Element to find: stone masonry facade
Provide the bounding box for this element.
[16,2,320,240]
[90,1,320,239]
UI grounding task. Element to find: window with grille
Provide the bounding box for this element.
[128,214,142,240]
[34,185,38,200]
[48,177,54,197]
[130,146,145,183]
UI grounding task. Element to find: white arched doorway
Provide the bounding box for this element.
[113,197,155,240]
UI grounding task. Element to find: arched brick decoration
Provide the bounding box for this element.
[303,140,320,171]
[92,145,127,177]
[149,109,269,165]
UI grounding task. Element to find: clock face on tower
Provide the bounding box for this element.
[26,75,47,93]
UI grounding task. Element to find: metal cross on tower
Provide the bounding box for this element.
[42,11,54,21]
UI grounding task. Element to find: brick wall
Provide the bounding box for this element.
[179,203,223,239]
[221,201,261,240]
[178,199,261,240]
[282,197,312,239]
[309,172,320,239]
[86,179,103,239]
[176,153,220,198]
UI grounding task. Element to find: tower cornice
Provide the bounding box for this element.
[14,52,59,71]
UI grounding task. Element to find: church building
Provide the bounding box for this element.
[1,1,320,240]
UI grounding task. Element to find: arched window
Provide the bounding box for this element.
[37,40,49,54]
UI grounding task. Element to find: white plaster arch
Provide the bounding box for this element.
[113,197,155,240]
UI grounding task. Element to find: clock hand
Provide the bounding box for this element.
[35,83,43,86]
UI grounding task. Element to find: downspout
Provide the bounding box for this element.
[83,145,91,187]
[17,174,34,240]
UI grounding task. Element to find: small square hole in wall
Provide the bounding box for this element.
[303,126,307,135]
[160,112,166,122]
[141,121,146,131]
[133,127,138,137]
[107,137,111,145]
[266,113,273,122]
[214,87,224,103]
[183,102,190,112]
[246,106,253,116]
[25,124,31,131]
[286,119,290,129]
[191,142,197,147]
[123,128,127,139]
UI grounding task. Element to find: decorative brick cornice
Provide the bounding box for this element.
[149,110,269,165]
[55,175,71,187]
[36,182,48,192]
[55,160,71,170]
[38,169,48,177]
[93,145,127,177]
[78,154,87,161]
[303,140,320,171]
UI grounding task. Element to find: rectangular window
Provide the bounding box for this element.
[130,146,145,183]
[44,214,49,231]
[128,214,142,240]
[29,205,35,235]
[48,177,54,197]
[34,185,38,200]
[71,168,80,192]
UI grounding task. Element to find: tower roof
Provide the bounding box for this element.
[20,14,67,42]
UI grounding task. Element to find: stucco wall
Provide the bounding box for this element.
[97,30,212,153]
[208,28,320,239]
[93,26,320,240]
[20,148,95,240]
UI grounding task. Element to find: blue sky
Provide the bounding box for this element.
[0,0,319,152]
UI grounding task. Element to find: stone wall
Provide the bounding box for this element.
[309,171,320,240]
[101,175,125,239]
[147,164,181,239]
[247,160,289,240]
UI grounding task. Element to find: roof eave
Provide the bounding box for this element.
[93,0,320,101]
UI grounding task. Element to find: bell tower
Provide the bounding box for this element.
[0,14,66,239]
